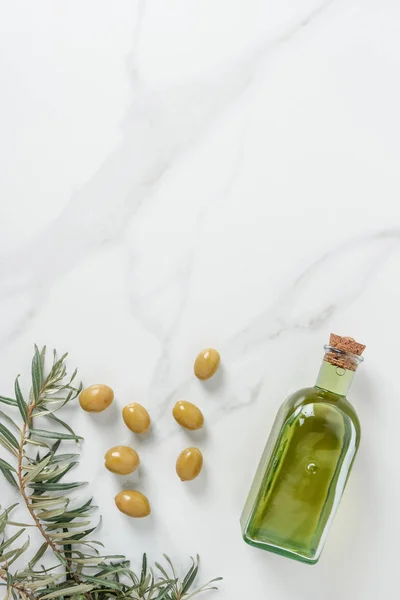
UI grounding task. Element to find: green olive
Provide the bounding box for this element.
[172,401,204,430]
[194,348,220,380]
[104,446,140,475]
[114,490,150,518]
[122,403,151,434]
[79,384,114,412]
[176,447,203,481]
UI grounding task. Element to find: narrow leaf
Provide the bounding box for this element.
[27,481,85,491]
[181,561,199,595]
[51,439,62,454]
[0,435,18,457]
[47,462,78,484]
[140,553,147,586]
[154,581,176,600]
[7,537,30,566]
[45,520,90,531]
[14,376,28,423]
[0,424,19,449]
[36,507,70,520]
[30,429,83,441]
[49,524,97,540]
[164,554,177,578]
[29,576,64,590]
[0,528,25,552]
[48,414,79,443]
[29,542,48,569]
[50,453,79,465]
[0,547,21,563]
[80,575,121,591]
[0,458,16,472]
[0,410,20,432]
[31,345,43,403]
[40,584,94,599]
[25,438,49,448]
[40,345,47,371]
[0,466,18,489]
[0,396,17,407]
[155,562,170,580]
[23,455,51,484]
[29,494,68,503]
[43,504,95,522]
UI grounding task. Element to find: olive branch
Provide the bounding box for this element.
[0,346,221,599]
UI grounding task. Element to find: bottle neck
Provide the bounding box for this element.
[315,361,355,396]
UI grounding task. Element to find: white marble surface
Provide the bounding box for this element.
[1,0,399,598]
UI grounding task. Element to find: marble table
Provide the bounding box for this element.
[1,1,398,598]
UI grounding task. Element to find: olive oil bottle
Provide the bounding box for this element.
[241,334,365,564]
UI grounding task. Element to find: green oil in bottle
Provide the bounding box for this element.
[240,334,365,564]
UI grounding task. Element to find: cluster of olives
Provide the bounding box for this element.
[79,348,220,518]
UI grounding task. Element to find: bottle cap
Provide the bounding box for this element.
[324,333,366,371]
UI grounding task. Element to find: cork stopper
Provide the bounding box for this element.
[324,333,366,371]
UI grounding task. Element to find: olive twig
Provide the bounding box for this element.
[0,345,222,599]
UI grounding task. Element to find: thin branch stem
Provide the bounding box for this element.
[17,405,59,556]
[0,571,36,600]
[17,403,91,599]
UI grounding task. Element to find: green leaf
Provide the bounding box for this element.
[30,428,83,441]
[50,439,62,453]
[36,507,70,520]
[0,396,17,407]
[92,560,130,576]
[0,547,21,563]
[42,500,95,522]
[0,436,18,457]
[14,376,28,423]
[0,410,21,432]
[155,562,170,580]
[45,520,91,531]
[0,457,16,472]
[47,462,78,484]
[50,453,79,465]
[48,414,79,443]
[80,575,122,591]
[184,577,222,599]
[49,524,97,541]
[40,344,47,371]
[68,524,98,541]
[29,541,48,569]
[7,537,30,566]
[40,583,94,599]
[0,504,18,516]
[28,495,68,508]
[164,554,177,579]
[154,581,176,600]
[0,528,25,553]
[23,455,52,484]
[68,498,94,514]
[32,344,44,403]
[25,437,50,448]
[140,552,148,586]
[0,465,18,489]
[0,423,19,449]
[54,540,102,548]
[180,557,199,595]
[27,481,85,491]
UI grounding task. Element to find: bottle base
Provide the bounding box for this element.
[242,532,319,565]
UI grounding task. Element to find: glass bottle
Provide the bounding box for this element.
[240,334,366,564]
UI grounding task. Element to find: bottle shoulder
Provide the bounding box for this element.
[280,386,360,431]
